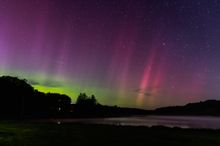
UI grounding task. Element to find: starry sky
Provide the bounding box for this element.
[0,0,220,109]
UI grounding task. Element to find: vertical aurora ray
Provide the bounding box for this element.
[136,30,166,107]
[106,4,140,106]
[0,0,219,109]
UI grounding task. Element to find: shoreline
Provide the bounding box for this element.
[18,115,220,130]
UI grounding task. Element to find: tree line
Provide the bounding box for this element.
[0,76,105,119]
[0,76,73,119]
[0,76,149,119]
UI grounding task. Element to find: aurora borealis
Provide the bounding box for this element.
[0,0,220,109]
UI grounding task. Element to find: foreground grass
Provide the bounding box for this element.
[0,121,219,146]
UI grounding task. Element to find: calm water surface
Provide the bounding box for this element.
[52,116,220,129]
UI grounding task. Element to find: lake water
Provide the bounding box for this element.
[51,116,220,129]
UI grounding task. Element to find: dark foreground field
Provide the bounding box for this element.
[0,122,220,146]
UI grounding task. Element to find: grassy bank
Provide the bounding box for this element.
[0,121,219,146]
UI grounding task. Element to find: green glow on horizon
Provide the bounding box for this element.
[0,69,134,107]
[33,84,118,105]
[33,85,77,99]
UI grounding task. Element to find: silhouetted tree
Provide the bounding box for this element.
[46,93,71,113]
[0,76,72,119]
[91,94,97,105]
[76,93,88,105]
[30,91,71,118]
[0,76,34,119]
[74,93,99,116]
[76,93,98,106]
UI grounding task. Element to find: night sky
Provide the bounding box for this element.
[0,0,220,109]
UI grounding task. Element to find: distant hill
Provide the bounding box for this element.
[70,104,150,118]
[153,100,220,116]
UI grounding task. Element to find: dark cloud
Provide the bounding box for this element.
[28,79,61,87]
[28,80,39,85]
[42,80,62,87]
[134,89,152,97]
